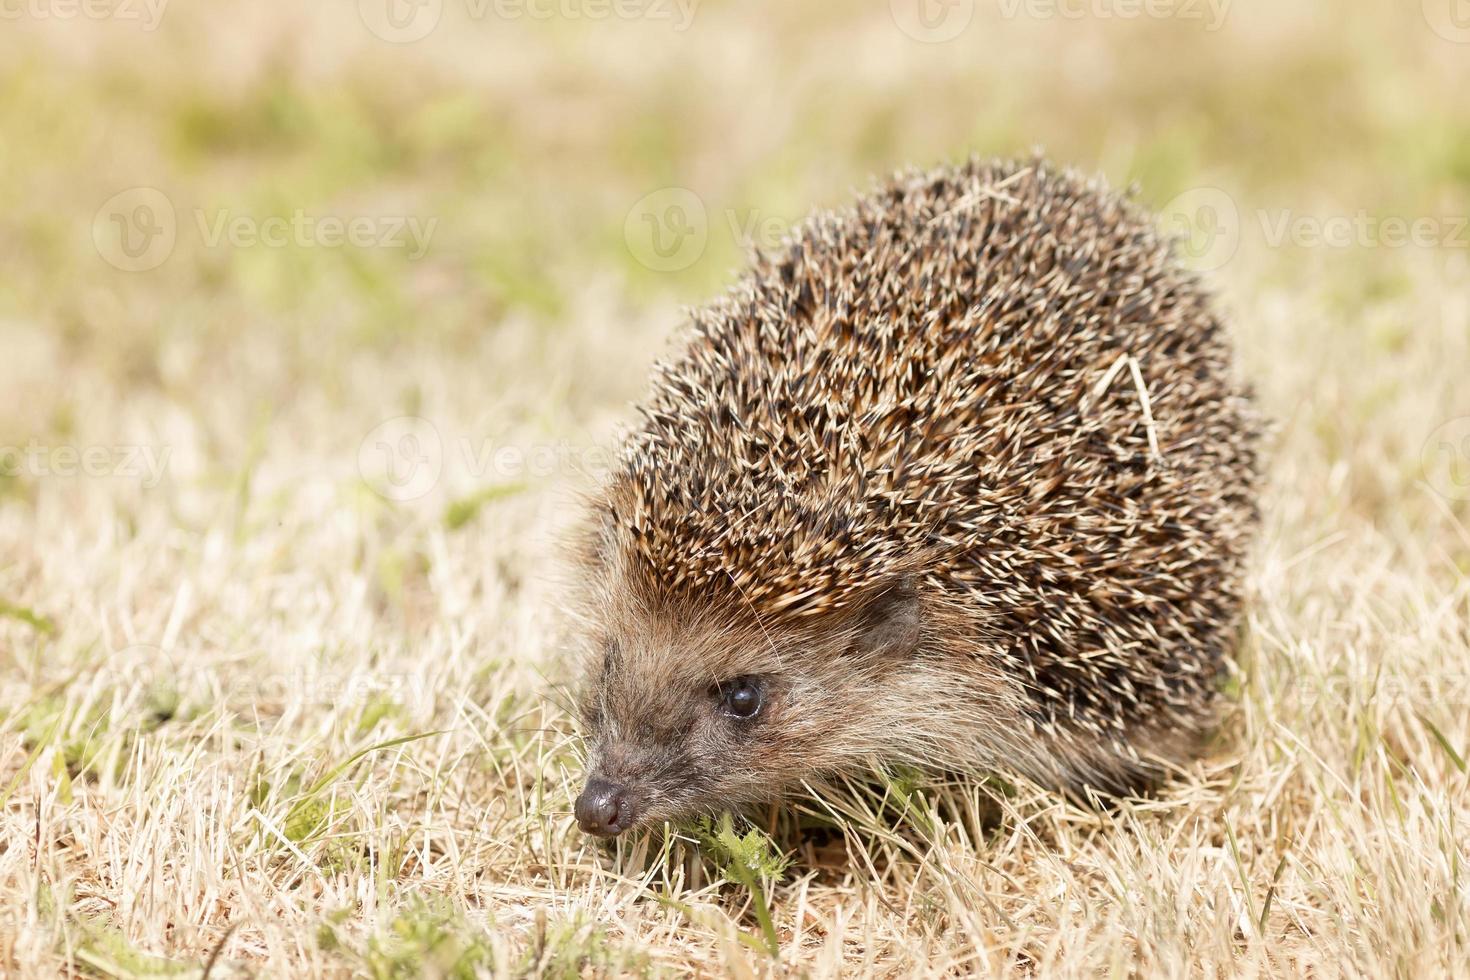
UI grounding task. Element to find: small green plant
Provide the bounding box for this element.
[518,914,642,979]
[355,692,401,738]
[279,731,443,845]
[443,482,527,531]
[358,898,497,980]
[69,916,197,979]
[0,598,55,634]
[689,813,792,958]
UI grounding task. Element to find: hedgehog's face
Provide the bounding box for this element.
[573,583,923,838]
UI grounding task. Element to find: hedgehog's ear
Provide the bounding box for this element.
[847,577,921,659]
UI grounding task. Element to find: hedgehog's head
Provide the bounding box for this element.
[572,574,926,838]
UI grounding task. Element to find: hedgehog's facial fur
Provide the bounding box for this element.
[574,582,926,836]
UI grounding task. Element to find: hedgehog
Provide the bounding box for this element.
[571,156,1259,838]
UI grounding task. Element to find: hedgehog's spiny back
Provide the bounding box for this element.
[606,157,1258,748]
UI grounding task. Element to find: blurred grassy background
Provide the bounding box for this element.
[4,1,1468,342]
[3,0,1470,975]
[1,0,1465,514]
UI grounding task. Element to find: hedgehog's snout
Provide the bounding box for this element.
[575,777,632,837]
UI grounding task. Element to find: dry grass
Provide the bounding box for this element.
[3,0,1469,975]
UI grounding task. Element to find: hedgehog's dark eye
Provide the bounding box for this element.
[717,677,763,720]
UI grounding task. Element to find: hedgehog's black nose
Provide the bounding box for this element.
[575,779,630,837]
